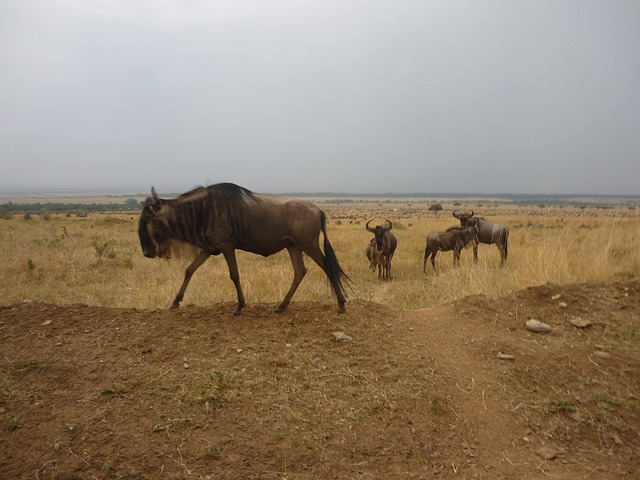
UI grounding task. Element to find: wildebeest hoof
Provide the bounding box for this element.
[337,306,346,314]
[232,308,242,316]
[273,303,288,313]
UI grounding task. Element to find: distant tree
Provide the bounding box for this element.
[429,203,443,214]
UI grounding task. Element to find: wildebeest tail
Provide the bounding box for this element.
[321,211,352,296]
[501,227,509,259]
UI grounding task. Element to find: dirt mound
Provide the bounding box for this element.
[1,280,639,479]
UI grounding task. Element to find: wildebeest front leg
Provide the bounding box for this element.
[473,244,479,264]
[171,250,210,309]
[274,246,307,313]
[222,249,246,316]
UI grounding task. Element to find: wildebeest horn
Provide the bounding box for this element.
[151,186,160,204]
[469,209,474,218]
[385,219,392,231]
[453,209,461,219]
[366,220,375,233]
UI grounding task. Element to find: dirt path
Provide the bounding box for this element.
[1,280,638,479]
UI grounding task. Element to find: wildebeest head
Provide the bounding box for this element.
[453,209,475,227]
[138,187,172,259]
[366,219,392,252]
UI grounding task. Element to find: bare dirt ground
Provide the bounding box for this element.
[1,280,639,480]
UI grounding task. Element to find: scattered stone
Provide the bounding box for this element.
[183,363,190,369]
[42,320,52,326]
[558,302,568,309]
[570,317,591,328]
[593,351,611,359]
[570,411,584,422]
[611,434,624,445]
[551,294,562,300]
[525,319,552,333]
[497,352,514,360]
[535,446,559,460]
[332,331,352,342]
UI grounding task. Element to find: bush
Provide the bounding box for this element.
[0,207,12,220]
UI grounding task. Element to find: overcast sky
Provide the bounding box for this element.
[1,1,639,195]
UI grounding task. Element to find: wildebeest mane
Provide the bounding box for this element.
[164,183,258,249]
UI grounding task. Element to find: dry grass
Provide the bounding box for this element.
[0,205,638,310]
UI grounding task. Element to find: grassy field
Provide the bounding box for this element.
[0,201,638,311]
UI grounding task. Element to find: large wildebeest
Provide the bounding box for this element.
[138,183,351,315]
[365,219,397,280]
[423,226,478,272]
[453,210,509,266]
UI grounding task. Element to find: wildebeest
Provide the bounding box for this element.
[138,184,351,315]
[365,238,379,272]
[423,226,478,272]
[453,210,509,266]
[365,219,397,280]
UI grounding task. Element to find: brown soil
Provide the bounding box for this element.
[1,280,639,479]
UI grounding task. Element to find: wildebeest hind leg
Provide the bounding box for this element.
[171,250,210,309]
[275,246,307,313]
[305,246,346,313]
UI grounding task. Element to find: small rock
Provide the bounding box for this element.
[525,319,552,333]
[570,411,584,422]
[332,331,352,342]
[551,294,562,300]
[611,434,623,445]
[593,351,610,359]
[497,352,514,360]
[570,317,591,328]
[183,363,190,369]
[42,320,52,326]
[558,302,568,309]
[535,446,559,460]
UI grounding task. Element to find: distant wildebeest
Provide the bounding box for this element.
[423,226,478,272]
[366,219,397,280]
[453,210,509,266]
[138,184,351,315]
[365,238,379,272]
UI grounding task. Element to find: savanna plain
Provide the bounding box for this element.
[0,197,639,479]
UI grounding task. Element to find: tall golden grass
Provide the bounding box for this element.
[0,206,638,310]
